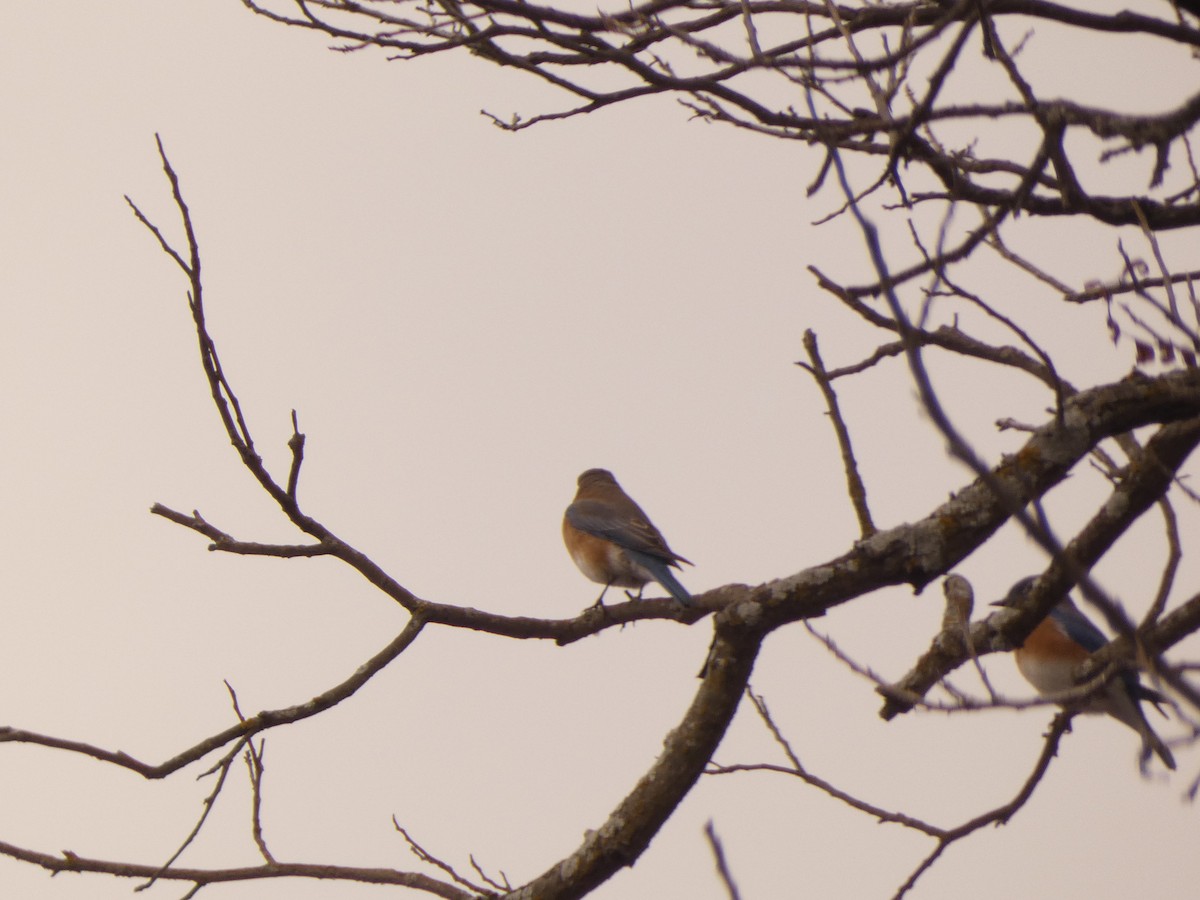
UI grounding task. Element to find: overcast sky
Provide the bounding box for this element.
[2,2,1198,899]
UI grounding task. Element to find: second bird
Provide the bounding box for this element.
[993,577,1175,770]
[563,468,693,607]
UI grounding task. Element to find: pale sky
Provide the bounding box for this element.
[2,2,1198,898]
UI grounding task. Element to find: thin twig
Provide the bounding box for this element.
[704,820,742,900]
[798,329,876,537]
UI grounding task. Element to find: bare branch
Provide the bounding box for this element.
[0,842,477,899]
[704,821,742,900]
[797,329,876,537]
[136,738,247,892]
[394,822,495,896]
[0,615,428,777]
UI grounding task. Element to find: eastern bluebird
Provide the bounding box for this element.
[993,577,1175,770]
[563,468,693,607]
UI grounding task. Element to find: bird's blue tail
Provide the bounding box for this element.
[630,552,693,606]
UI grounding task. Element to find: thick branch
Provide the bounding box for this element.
[510,631,762,899]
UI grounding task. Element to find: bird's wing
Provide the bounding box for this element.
[1049,603,1109,654]
[565,499,689,565]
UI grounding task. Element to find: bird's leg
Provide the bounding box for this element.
[588,583,612,611]
[624,585,646,602]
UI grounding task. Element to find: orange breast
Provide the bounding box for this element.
[563,520,645,588]
[1014,618,1090,695]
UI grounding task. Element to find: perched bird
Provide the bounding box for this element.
[992,577,1174,770]
[563,468,693,607]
